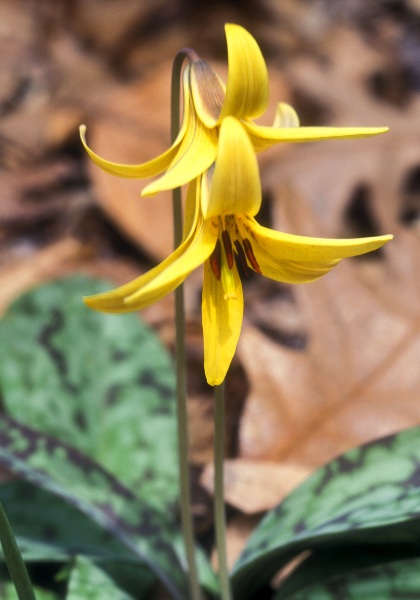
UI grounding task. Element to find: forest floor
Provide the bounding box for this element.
[1,0,420,570]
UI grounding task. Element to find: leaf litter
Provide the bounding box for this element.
[0,0,419,571]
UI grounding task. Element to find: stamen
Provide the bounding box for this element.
[221,230,234,269]
[234,240,251,278]
[243,238,262,274]
[210,239,222,280]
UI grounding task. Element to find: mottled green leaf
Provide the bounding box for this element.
[231,426,420,599]
[0,276,178,515]
[283,555,420,599]
[66,557,134,600]
[0,277,218,598]
[0,480,160,599]
[278,546,420,598]
[0,480,139,562]
[0,480,217,598]
[0,415,188,600]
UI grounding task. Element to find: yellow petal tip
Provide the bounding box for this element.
[83,295,96,309]
[79,124,88,145]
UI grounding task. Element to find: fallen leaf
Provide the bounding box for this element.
[0,238,89,315]
[201,459,311,514]
[237,184,419,509]
[211,514,260,571]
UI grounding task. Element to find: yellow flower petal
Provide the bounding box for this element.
[79,68,193,180]
[84,179,202,312]
[273,102,300,128]
[124,215,219,308]
[256,253,342,284]
[202,260,244,386]
[236,216,392,283]
[80,124,179,179]
[142,97,218,196]
[84,213,218,312]
[244,121,389,153]
[190,60,225,128]
[182,176,201,241]
[218,23,269,122]
[201,117,261,219]
[83,252,184,313]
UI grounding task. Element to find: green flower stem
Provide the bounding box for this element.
[0,503,37,600]
[171,51,204,600]
[214,383,233,600]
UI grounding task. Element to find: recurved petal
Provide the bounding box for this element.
[202,117,261,219]
[190,60,225,128]
[84,179,203,313]
[83,250,185,313]
[79,68,192,180]
[236,216,392,283]
[244,121,389,153]
[272,102,300,128]
[182,177,200,242]
[80,124,179,179]
[123,215,219,308]
[142,99,218,195]
[202,260,244,386]
[255,254,342,284]
[239,215,393,260]
[84,214,218,313]
[79,66,194,179]
[218,24,269,122]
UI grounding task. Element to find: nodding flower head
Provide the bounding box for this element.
[80,24,389,199]
[84,114,392,385]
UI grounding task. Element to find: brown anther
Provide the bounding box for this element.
[234,240,251,278]
[209,239,222,280]
[242,238,262,274]
[222,230,234,269]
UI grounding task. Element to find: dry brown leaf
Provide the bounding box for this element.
[211,514,260,571]
[201,459,311,514]
[228,29,419,510]
[262,26,420,238]
[66,0,165,51]
[237,183,419,509]
[0,238,90,315]
[188,393,215,465]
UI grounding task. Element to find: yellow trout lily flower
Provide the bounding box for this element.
[84,118,393,385]
[79,24,388,196]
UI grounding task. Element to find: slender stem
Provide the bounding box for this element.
[171,52,203,600]
[0,503,37,600]
[214,383,233,600]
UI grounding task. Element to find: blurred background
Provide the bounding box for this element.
[0,0,419,564]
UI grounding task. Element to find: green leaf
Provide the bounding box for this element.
[0,277,218,598]
[0,479,218,598]
[278,546,420,598]
[0,583,57,600]
[282,555,420,599]
[0,415,188,600]
[231,426,420,599]
[66,557,134,600]
[0,276,178,515]
[0,479,158,598]
[0,480,140,562]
